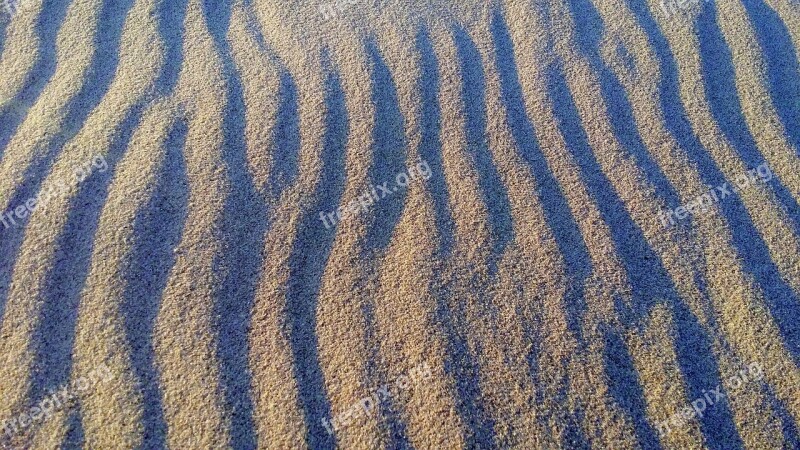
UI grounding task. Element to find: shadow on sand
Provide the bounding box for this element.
[31,93,148,450]
[546,54,739,450]
[739,0,800,154]
[0,0,138,329]
[17,0,187,442]
[491,9,595,446]
[268,71,300,199]
[358,38,414,447]
[452,26,514,274]
[0,0,73,155]
[490,12,608,448]
[629,0,800,365]
[696,2,800,236]
[285,63,347,449]
[630,0,800,441]
[202,0,265,446]
[417,28,455,257]
[121,118,189,449]
[417,26,499,447]
[361,40,409,256]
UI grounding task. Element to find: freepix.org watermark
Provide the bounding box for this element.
[318,160,432,230]
[2,0,25,17]
[660,0,712,18]
[1,363,114,442]
[656,361,768,438]
[0,154,108,232]
[658,162,773,228]
[321,362,432,436]
[318,0,359,20]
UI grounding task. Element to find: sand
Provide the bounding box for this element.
[0,0,798,448]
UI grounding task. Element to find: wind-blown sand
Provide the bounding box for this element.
[0,0,798,448]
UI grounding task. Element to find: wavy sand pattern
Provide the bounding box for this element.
[0,0,798,448]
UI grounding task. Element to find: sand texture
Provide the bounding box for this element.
[0,0,798,448]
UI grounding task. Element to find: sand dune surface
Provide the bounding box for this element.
[0,0,798,448]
